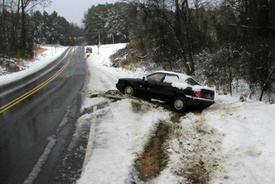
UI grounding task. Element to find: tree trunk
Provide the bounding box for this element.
[259,68,275,101]
[174,0,195,75]
[20,0,27,57]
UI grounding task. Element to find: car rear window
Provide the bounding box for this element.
[186,78,201,86]
[163,75,179,83]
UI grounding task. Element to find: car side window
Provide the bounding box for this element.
[163,75,179,83]
[147,73,165,82]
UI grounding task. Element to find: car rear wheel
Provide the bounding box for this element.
[173,97,187,111]
[124,85,134,96]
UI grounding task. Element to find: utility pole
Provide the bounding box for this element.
[112,34,114,44]
[51,37,54,56]
[97,33,101,54]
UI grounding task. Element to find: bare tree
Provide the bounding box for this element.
[19,0,50,57]
[127,0,211,75]
[0,0,50,57]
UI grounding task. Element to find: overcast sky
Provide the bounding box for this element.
[42,0,121,26]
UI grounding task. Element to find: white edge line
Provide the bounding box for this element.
[23,136,57,184]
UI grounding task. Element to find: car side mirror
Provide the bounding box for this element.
[142,77,147,81]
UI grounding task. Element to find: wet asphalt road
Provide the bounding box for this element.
[0,47,86,184]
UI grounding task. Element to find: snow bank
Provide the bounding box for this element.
[0,45,69,86]
[78,99,170,184]
[204,96,275,183]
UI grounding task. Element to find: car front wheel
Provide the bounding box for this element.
[173,97,187,111]
[124,85,134,96]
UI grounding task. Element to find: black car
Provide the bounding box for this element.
[116,71,215,111]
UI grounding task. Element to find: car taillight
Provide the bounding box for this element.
[196,91,207,98]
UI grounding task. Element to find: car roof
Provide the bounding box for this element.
[152,70,191,81]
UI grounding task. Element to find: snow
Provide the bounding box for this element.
[78,44,275,184]
[204,97,275,183]
[78,100,171,184]
[0,45,69,86]
[172,81,213,92]
[2,44,274,183]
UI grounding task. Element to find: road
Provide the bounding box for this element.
[0,47,86,184]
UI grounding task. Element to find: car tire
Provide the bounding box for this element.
[173,97,187,111]
[124,85,134,96]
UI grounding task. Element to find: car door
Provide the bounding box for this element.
[134,73,164,99]
[155,74,179,101]
[134,79,150,97]
[145,73,166,99]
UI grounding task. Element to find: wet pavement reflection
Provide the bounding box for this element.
[0,47,86,184]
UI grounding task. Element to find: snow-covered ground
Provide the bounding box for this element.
[0,45,69,86]
[1,44,274,183]
[77,44,275,184]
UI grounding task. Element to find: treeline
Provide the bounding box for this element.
[85,1,274,101]
[0,0,84,58]
[31,11,84,46]
[83,2,130,45]
[127,0,275,101]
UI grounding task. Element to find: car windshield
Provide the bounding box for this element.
[186,78,201,86]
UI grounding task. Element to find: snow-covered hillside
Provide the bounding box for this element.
[0,45,69,86]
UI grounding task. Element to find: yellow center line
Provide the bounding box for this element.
[0,48,78,114]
